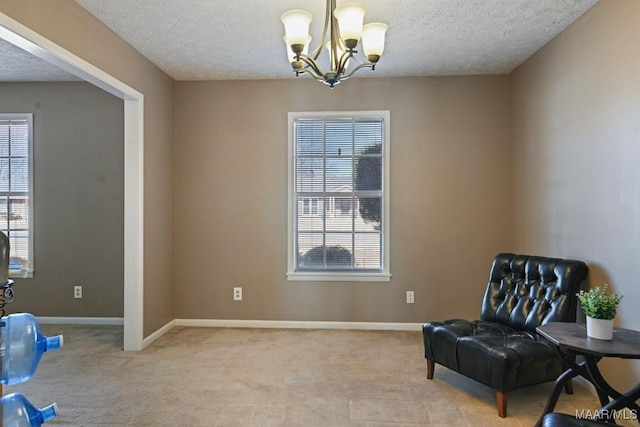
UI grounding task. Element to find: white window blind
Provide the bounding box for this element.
[287,111,390,281]
[0,114,34,278]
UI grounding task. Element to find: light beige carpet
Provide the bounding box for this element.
[5,325,604,426]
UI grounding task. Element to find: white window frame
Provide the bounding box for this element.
[287,111,391,282]
[0,113,34,278]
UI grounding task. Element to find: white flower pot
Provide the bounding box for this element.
[586,316,613,340]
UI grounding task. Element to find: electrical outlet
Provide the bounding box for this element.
[406,290,414,304]
[233,287,242,301]
[74,285,83,299]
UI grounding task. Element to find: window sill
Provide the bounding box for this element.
[287,271,391,282]
[9,269,33,279]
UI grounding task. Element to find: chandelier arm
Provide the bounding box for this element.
[295,68,326,83]
[329,0,341,72]
[335,50,355,78]
[297,54,326,78]
[340,62,374,80]
[310,0,332,61]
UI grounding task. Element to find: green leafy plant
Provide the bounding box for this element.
[576,284,623,320]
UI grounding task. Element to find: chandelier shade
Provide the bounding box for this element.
[362,23,388,61]
[281,10,313,48]
[281,0,388,88]
[332,3,366,44]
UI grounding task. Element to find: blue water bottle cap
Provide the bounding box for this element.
[40,402,58,421]
[44,335,63,351]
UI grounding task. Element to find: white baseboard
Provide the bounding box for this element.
[36,316,124,325]
[35,318,422,351]
[175,319,423,331]
[142,319,176,349]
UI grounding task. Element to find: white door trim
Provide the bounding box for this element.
[0,12,145,351]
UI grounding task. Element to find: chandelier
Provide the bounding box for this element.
[281,1,388,88]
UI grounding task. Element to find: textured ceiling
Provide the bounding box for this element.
[0,39,81,82]
[0,0,598,82]
[73,0,598,81]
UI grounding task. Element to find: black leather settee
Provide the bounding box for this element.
[423,253,588,417]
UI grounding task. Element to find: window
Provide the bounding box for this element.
[0,114,34,278]
[287,111,390,281]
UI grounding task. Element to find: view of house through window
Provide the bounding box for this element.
[288,111,390,280]
[0,114,33,277]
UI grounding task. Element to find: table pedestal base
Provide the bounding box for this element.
[536,351,640,426]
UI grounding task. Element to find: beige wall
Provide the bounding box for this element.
[5,5,635,392]
[0,0,175,335]
[0,82,123,316]
[174,76,510,322]
[510,0,640,390]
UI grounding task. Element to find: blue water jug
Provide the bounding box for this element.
[1,393,57,426]
[0,313,63,385]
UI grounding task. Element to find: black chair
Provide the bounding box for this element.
[422,253,588,417]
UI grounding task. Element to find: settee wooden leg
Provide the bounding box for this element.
[426,359,434,380]
[564,379,574,395]
[496,391,507,418]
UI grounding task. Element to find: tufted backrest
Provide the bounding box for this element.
[480,253,588,332]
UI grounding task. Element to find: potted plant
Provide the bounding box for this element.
[576,284,623,340]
